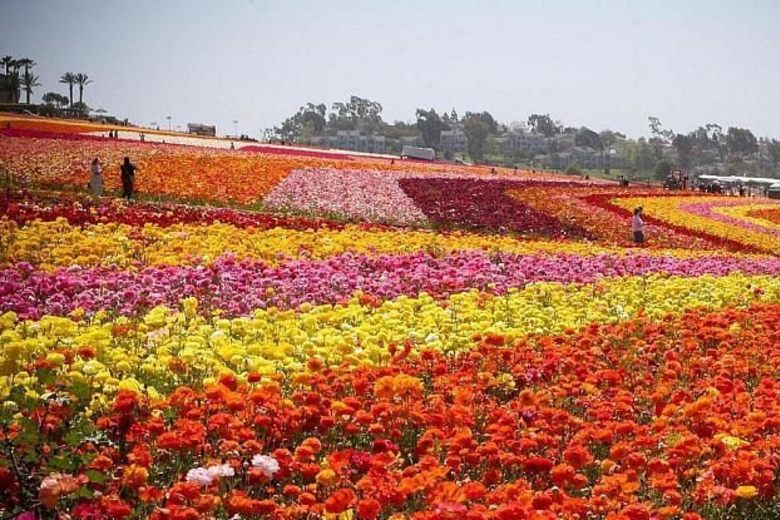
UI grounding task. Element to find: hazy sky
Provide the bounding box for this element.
[2,0,779,138]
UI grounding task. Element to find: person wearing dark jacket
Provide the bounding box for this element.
[120,157,137,201]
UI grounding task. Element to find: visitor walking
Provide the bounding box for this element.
[632,206,645,244]
[89,157,103,197]
[120,156,137,201]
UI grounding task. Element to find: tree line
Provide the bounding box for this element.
[270,97,780,178]
[1,53,93,117]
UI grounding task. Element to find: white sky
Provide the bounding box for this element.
[2,0,779,138]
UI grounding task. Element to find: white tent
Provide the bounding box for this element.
[697,174,779,185]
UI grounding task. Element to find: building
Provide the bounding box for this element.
[493,130,550,156]
[399,134,424,148]
[188,123,216,136]
[542,146,619,170]
[312,130,387,154]
[439,127,468,154]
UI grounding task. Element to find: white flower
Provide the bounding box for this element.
[208,463,235,478]
[251,454,280,478]
[185,464,235,487]
[186,467,215,487]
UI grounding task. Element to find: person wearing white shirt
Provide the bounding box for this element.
[632,207,645,244]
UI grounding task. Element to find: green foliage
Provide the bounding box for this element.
[620,138,659,176]
[527,113,560,137]
[726,127,758,157]
[59,72,77,108]
[575,127,602,149]
[767,139,780,167]
[672,133,694,168]
[416,108,446,148]
[654,159,674,180]
[42,92,69,108]
[463,111,498,162]
[274,102,327,142]
[21,71,40,104]
[329,95,384,132]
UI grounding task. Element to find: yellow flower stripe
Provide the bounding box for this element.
[1,217,749,270]
[2,272,778,400]
[713,203,780,231]
[611,197,780,254]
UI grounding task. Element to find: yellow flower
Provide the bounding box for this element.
[316,468,338,486]
[715,433,747,450]
[735,485,758,499]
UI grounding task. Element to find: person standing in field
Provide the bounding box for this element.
[632,206,645,244]
[120,156,137,201]
[89,157,103,197]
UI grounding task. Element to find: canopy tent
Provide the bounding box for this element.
[697,174,780,185]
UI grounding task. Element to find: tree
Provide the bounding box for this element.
[654,160,674,180]
[21,71,40,104]
[726,127,758,157]
[15,58,34,76]
[450,108,459,123]
[60,72,77,108]
[599,130,623,149]
[672,133,694,168]
[619,138,658,177]
[574,127,602,149]
[462,111,498,162]
[767,139,780,168]
[416,108,446,148]
[42,92,69,108]
[0,72,20,103]
[648,116,674,141]
[1,56,14,74]
[74,73,92,105]
[71,101,89,116]
[527,113,560,137]
[327,95,384,132]
[275,102,328,143]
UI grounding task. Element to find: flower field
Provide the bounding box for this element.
[1,125,780,519]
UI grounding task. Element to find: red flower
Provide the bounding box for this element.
[101,496,133,519]
[524,456,553,474]
[357,498,381,519]
[325,488,356,514]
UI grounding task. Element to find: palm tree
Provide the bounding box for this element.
[60,72,77,108]
[1,56,13,74]
[15,58,34,76]
[1,73,21,103]
[74,73,92,105]
[21,71,40,104]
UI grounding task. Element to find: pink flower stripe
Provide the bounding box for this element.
[679,200,780,237]
[238,145,355,160]
[4,251,780,320]
[263,168,428,225]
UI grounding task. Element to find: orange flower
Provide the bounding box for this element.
[121,464,149,489]
[325,488,356,514]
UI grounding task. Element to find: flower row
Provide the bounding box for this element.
[3,251,780,320]
[611,196,780,254]
[3,217,676,271]
[2,304,779,517]
[2,272,778,391]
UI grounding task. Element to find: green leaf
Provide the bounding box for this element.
[70,381,92,401]
[75,485,94,499]
[48,454,75,471]
[36,368,56,386]
[64,429,83,447]
[85,469,107,484]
